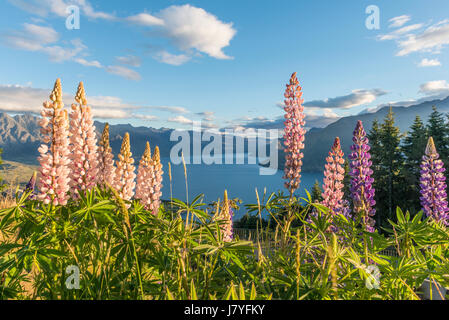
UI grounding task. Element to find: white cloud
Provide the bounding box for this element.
[419,80,449,95]
[154,51,191,66]
[9,0,114,20]
[128,4,236,60]
[126,12,165,26]
[418,58,441,67]
[75,58,103,68]
[167,115,193,125]
[196,111,215,121]
[389,15,411,28]
[303,89,387,109]
[5,23,59,51]
[105,65,141,81]
[115,55,141,67]
[378,24,423,41]
[148,106,188,114]
[396,20,449,56]
[0,83,159,120]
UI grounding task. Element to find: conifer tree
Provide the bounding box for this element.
[427,106,448,159]
[311,180,323,203]
[402,115,428,211]
[369,108,404,228]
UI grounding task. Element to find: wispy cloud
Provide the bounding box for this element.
[148,106,188,114]
[379,17,449,57]
[167,115,194,124]
[115,55,142,67]
[9,0,114,20]
[378,23,423,41]
[105,65,141,81]
[303,89,387,109]
[389,15,411,28]
[154,51,191,66]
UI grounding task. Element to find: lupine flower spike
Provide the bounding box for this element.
[283,72,306,197]
[149,146,163,215]
[349,121,376,232]
[37,78,71,206]
[97,123,116,187]
[24,171,37,200]
[322,137,345,214]
[419,137,449,225]
[69,82,99,196]
[136,142,163,214]
[113,132,136,201]
[214,190,233,242]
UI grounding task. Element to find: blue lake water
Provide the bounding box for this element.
[159,155,323,220]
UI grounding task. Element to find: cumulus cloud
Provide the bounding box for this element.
[9,0,114,20]
[418,58,441,67]
[303,89,387,109]
[389,15,411,28]
[127,4,236,62]
[419,80,449,96]
[105,65,141,81]
[0,84,161,120]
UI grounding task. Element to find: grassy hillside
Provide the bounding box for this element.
[0,160,38,187]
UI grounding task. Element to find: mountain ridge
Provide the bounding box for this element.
[0,95,448,171]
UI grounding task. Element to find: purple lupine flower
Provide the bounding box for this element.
[349,121,376,232]
[419,137,449,225]
[24,171,37,200]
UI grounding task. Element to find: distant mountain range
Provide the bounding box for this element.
[299,96,449,171]
[1,95,449,171]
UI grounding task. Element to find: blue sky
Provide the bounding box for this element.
[1,0,449,130]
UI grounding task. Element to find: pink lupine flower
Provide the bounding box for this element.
[136,142,164,215]
[37,78,71,206]
[213,190,233,242]
[283,72,306,197]
[321,137,345,214]
[97,123,116,187]
[69,82,99,196]
[113,132,136,201]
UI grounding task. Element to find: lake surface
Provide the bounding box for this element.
[160,155,323,220]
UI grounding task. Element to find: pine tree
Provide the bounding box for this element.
[402,115,428,212]
[369,108,405,228]
[427,106,449,180]
[311,180,323,203]
[427,106,448,160]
